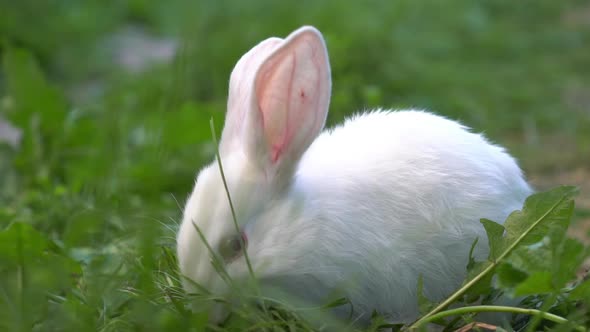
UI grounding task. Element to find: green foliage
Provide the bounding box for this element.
[2,46,68,183]
[0,0,589,331]
[0,222,82,330]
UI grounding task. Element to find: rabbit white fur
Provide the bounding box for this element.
[177,26,532,324]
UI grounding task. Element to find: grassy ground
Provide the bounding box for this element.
[1,0,589,331]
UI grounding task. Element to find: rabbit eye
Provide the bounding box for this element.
[219,232,247,263]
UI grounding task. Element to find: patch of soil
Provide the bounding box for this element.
[529,167,590,242]
[529,167,590,277]
[530,167,590,208]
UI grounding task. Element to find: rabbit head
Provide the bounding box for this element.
[176,26,331,311]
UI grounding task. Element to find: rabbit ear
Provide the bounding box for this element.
[221,37,283,154]
[254,26,331,166]
[220,26,331,184]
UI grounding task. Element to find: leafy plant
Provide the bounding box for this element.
[409,186,589,331]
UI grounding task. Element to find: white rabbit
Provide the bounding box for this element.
[176,26,532,324]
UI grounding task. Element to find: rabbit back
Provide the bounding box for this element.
[283,109,531,322]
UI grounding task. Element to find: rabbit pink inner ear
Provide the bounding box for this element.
[255,29,330,165]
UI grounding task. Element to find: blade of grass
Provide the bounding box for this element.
[411,305,585,332]
[208,118,257,282]
[16,223,25,331]
[190,221,233,287]
[208,118,268,319]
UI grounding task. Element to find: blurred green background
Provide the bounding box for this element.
[0,0,589,330]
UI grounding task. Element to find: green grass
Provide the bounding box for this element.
[1,0,589,331]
